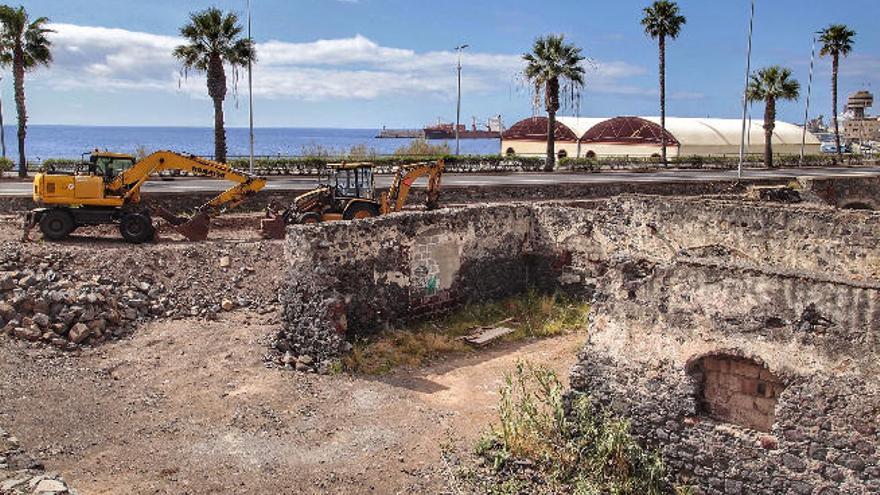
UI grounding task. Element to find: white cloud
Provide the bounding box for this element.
[36,23,654,102]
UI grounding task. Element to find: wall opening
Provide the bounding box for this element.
[505,147,516,156]
[557,149,568,159]
[842,201,874,211]
[688,354,783,432]
[585,150,596,159]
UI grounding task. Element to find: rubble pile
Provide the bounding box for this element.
[0,427,75,495]
[0,240,283,350]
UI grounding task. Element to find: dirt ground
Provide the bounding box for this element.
[0,312,583,494]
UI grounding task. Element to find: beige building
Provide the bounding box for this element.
[501,116,821,158]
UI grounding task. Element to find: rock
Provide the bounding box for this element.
[13,326,41,341]
[221,299,235,311]
[68,322,92,344]
[34,479,67,493]
[33,312,50,328]
[0,301,15,320]
[219,255,231,268]
[297,354,314,366]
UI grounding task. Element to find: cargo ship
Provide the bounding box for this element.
[377,116,503,139]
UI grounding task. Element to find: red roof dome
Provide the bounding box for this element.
[581,116,679,145]
[501,116,578,142]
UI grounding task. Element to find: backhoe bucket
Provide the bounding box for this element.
[260,213,287,240]
[153,207,211,241]
[175,213,211,241]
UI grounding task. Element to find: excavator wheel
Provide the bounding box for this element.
[119,213,155,244]
[342,203,380,221]
[39,208,75,241]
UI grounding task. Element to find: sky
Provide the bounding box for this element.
[8,0,880,128]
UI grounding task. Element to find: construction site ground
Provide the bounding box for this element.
[0,211,583,494]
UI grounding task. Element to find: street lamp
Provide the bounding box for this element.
[738,0,756,179]
[0,75,5,159]
[454,44,469,156]
[247,0,255,174]
[800,31,821,165]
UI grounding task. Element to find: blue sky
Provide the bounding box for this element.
[12,0,880,128]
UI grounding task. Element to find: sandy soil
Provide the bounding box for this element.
[0,312,584,494]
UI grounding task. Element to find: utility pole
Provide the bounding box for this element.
[454,44,469,156]
[738,0,755,179]
[800,32,819,165]
[247,0,255,174]
[0,75,5,159]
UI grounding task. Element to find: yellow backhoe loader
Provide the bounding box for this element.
[26,150,267,243]
[260,159,444,239]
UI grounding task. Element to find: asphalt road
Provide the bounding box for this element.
[1,166,878,196]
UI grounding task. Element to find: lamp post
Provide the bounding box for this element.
[454,44,469,156]
[247,0,255,174]
[800,32,820,165]
[738,0,756,179]
[0,75,5,159]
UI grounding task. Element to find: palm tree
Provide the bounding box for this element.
[819,24,855,163]
[746,66,800,168]
[0,5,53,178]
[641,0,686,166]
[523,35,585,172]
[174,8,254,163]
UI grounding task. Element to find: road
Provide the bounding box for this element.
[1,166,878,196]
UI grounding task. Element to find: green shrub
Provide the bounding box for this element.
[475,361,687,494]
[0,157,13,173]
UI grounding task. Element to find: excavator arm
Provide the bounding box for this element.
[381,159,444,214]
[112,151,267,240]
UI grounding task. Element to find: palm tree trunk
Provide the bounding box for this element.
[764,97,775,168]
[659,34,667,167]
[213,97,226,163]
[831,53,841,163]
[546,110,556,172]
[207,54,228,163]
[545,78,560,172]
[13,44,26,178]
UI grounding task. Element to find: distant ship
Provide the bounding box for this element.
[377,116,503,139]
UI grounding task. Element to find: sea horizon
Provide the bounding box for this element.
[0,124,502,160]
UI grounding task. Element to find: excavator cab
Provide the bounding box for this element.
[330,164,374,200]
[87,151,136,182]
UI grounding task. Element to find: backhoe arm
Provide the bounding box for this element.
[382,159,444,214]
[108,150,267,213]
[109,151,266,241]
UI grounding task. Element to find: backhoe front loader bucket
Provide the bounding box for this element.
[260,212,287,240]
[153,207,211,241]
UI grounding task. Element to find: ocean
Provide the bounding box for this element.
[0,125,502,161]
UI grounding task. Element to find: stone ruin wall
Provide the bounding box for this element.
[274,204,536,365]
[276,194,879,492]
[570,259,879,494]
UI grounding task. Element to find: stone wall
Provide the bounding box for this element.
[802,176,880,210]
[273,204,536,367]
[570,257,879,494]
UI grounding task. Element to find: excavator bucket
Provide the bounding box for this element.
[260,212,287,240]
[153,207,211,241]
[176,212,211,241]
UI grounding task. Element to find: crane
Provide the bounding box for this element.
[26,150,267,243]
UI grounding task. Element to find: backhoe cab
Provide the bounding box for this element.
[27,150,267,243]
[260,159,444,239]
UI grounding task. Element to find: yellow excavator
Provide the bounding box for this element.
[260,159,444,238]
[26,150,267,243]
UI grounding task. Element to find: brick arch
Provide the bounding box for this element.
[686,351,784,432]
[501,117,578,142]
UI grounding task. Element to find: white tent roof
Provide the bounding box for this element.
[640,117,820,146]
[540,116,821,146]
